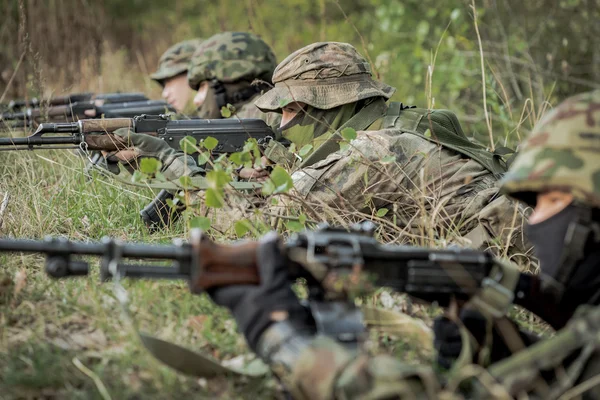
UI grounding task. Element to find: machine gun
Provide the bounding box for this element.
[0,222,498,307]
[0,99,174,126]
[0,114,273,153]
[1,92,148,111]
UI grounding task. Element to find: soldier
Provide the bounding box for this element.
[108,32,278,230]
[206,90,600,399]
[435,90,600,372]
[150,38,203,115]
[240,41,529,258]
[187,31,277,119]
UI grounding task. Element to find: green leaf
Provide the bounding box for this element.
[423,129,432,138]
[220,105,232,118]
[270,197,279,205]
[139,158,161,174]
[381,155,396,164]
[270,166,294,194]
[205,188,224,208]
[234,220,251,237]
[206,169,231,189]
[376,208,389,217]
[339,141,350,152]
[261,179,275,196]
[180,136,198,153]
[202,136,218,151]
[228,152,243,165]
[288,142,296,154]
[189,216,211,230]
[298,144,313,157]
[286,220,304,232]
[179,175,194,189]
[341,127,357,141]
[298,213,307,224]
[197,151,210,165]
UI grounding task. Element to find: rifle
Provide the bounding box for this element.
[1,92,148,111]
[0,222,497,306]
[0,100,174,125]
[0,114,273,153]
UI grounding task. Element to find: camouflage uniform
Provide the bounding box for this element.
[245,91,600,399]
[150,39,203,87]
[225,42,529,260]
[187,31,277,120]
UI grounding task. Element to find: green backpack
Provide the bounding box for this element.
[271,99,513,177]
[381,102,512,177]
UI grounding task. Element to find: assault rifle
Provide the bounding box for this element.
[0,114,273,152]
[0,100,174,126]
[1,92,148,111]
[0,222,497,307]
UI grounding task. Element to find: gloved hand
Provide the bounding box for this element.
[109,128,204,181]
[433,308,488,369]
[207,232,312,351]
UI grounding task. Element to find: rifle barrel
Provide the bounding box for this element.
[0,237,190,260]
[0,135,81,148]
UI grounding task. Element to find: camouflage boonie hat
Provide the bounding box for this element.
[187,32,277,90]
[254,42,395,112]
[150,38,203,86]
[501,90,600,208]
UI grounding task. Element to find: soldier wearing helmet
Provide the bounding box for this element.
[150,38,203,114]
[187,31,277,120]
[205,91,600,399]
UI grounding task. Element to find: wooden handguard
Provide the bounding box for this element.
[80,118,133,133]
[189,229,260,292]
[84,134,129,151]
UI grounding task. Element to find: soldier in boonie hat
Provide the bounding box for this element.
[150,38,203,114]
[254,41,394,113]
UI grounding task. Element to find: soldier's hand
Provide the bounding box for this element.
[433,309,487,369]
[207,232,310,351]
[109,128,204,181]
[237,156,271,182]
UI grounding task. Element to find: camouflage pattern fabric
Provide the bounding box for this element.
[150,39,203,86]
[233,93,265,119]
[254,42,395,112]
[277,114,530,260]
[501,90,600,208]
[272,303,600,400]
[187,31,277,90]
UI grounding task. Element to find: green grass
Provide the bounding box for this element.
[0,147,278,399]
[0,130,548,399]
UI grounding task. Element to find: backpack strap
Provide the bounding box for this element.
[383,103,510,177]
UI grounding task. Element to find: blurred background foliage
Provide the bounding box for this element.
[0,0,598,145]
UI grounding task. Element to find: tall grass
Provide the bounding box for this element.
[0,3,559,398]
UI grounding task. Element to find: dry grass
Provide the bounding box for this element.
[0,22,554,400]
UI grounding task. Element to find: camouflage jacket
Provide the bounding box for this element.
[279,304,600,399]
[278,103,530,259]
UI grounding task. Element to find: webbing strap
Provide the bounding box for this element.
[382,105,510,177]
[299,98,388,168]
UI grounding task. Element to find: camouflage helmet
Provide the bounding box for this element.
[187,32,277,90]
[254,42,395,113]
[501,90,600,208]
[150,38,203,86]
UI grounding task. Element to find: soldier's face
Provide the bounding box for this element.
[280,102,306,127]
[529,190,574,224]
[193,81,210,108]
[162,73,194,113]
